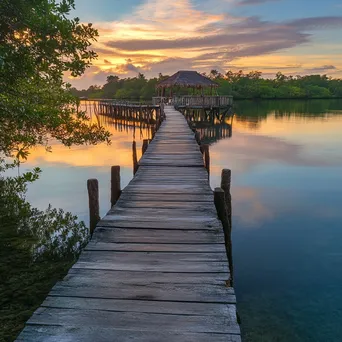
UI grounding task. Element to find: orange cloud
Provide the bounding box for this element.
[68,0,342,88]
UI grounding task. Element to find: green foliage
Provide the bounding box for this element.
[0,0,110,158]
[0,159,88,341]
[0,2,104,339]
[71,70,342,101]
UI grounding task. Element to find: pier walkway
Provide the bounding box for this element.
[17,106,241,342]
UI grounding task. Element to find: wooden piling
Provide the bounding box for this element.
[151,125,156,139]
[194,131,201,145]
[202,144,210,177]
[111,166,121,207]
[214,187,233,286]
[221,169,232,226]
[87,179,100,236]
[142,139,149,155]
[132,141,139,175]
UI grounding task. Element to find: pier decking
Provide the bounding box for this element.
[17,106,240,342]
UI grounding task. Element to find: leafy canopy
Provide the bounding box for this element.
[0,0,110,158]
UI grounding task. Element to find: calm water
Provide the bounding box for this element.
[23,99,342,341]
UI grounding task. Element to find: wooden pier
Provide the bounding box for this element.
[95,99,160,124]
[17,106,240,342]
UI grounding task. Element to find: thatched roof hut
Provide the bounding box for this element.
[157,71,218,90]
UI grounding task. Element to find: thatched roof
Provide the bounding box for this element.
[157,71,218,89]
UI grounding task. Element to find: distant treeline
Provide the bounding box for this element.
[70,70,342,100]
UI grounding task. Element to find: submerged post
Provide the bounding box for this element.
[87,179,100,236]
[214,187,234,285]
[132,141,139,175]
[142,139,149,155]
[111,166,121,207]
[221,169,232,226]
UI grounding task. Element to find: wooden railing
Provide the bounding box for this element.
[152,95,233,107]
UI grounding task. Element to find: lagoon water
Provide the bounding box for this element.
[23,99,342,341]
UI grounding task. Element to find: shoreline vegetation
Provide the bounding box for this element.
[1,1,109,340]
[70,70,342,101]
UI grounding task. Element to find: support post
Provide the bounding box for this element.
[132,141,139,175]
[194,131,201,145]
[202,144,210,177]
[111,166,121,207]
[221,169,232,226]
[87,179,100,236]
[214,187,234,286]
[142,139,149,155]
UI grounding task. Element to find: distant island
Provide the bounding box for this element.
[70,70,342,101]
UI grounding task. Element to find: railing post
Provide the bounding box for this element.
[202,144,210,177]
[221,169,232,226]
[111,166,121,207]
[87,179,100,236]
[142,139,149,155]
[132,141,139,175]
[214,187,233,286]
[194,131,201,145]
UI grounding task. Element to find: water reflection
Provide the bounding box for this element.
[6,99,342,342]
[209,99,342,342]
[182,108,233,144]
[24,101,155,224]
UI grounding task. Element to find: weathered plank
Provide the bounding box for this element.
[27,308,240,334]
[65,268,230,284]
[41,296,236,316]
[93,227,224,243]
[18,326,241,342]
[85,242,226,253]
[50,282,235,303]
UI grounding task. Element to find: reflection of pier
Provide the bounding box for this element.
[181,108,234,144]
[95,114,155,141]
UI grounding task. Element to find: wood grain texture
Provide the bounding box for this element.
[16,105,240,341]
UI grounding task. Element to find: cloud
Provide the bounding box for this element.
[288,16,342,30]
[303,65,338,74]
[238,0,280,5]
[68,0,342,88]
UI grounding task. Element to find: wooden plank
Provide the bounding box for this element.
[85,242,226,253]
[18,326,241,342]
[118,193,214,202]
[65,268,230,285]
[50,283,235,304]
[93,227,224,243]
[107,207,218,218]
[27,308,240,334]
[73,251,228,272]
[97,218,223,230]
[41,296,236,316]
[115,201,216,210]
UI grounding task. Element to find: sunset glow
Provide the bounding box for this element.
[68,0,342,88]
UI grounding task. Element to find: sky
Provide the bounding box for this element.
[68,0,342,88]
